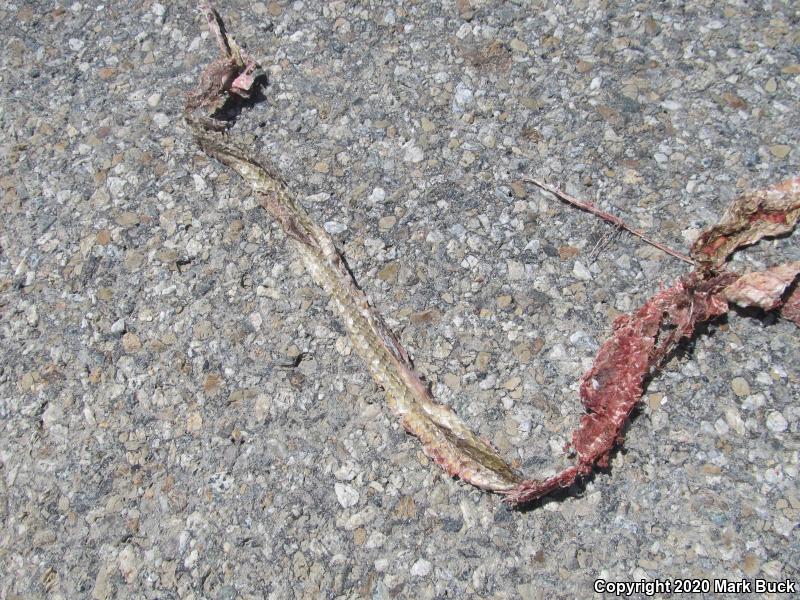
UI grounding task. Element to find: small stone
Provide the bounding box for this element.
[42,402,64,430]
[410,559,431,577]
[647,393,664,411]
[26,305,38,327]
[190,173,207,193]
[509,38,528,53]
[409,309,441,324]
[460,150,476,167]
[404,144,424,163]
[122,332,141,353]
[768,144,791,159]
[653,152,669,164]
[334,483,359,508]
[368,187,386,203]
[456,0,474,21]
[117,546,138,584]
[68,38,84,51]
[115,211,140,227]
[324,221,347,234]
[124,251,144,270]
[742,554,760,577]
[377,261,400,282]
[724,406,746,435]
[507,260,525,280]
[512,342,532,364]
[225,220,244,242]
[110,318,126,335]
[773,515,795,538]
[510,180,526,198]
[444,373,461,391]
[575,60,593,73]
[378,215,396,230]
[475,351,491,371]
[731,377,750,397]
[193,320,212,340]
[573,261,592,280]
[91,563,112,600]
[97,67,116,80]
[152,113,170,128]
[365,531,387,549]
[353,528,367,545]
[313,161,329,173]
[394,495,416,519]
[335,336,351,356]
[496,295,513,309]
[558,245,579,260]
[721,91,746,110]
[342,506,377,530]
[203,374,221,394]
[186,411,203,433]
[96,229,111,245]
[764,78,777,93]
[766,411,787,433]
[453,83,473,113]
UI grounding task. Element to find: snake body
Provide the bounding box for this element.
[184,112,523,494]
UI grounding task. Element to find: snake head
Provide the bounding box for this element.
[229,56,259,99]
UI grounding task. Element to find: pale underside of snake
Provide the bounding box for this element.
[184,4,800,507]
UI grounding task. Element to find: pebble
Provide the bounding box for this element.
[460,150,476,167]
[368,187,386,203]
[324,221,347,234]
[152,113,170,128]
[452,82,473,113]
[724,406,746,435]
[731,377,751,397]
[507,260,525,280]
[410,559,432,577]
[765,411,788,433]
[110,318,126,335]
[377,261,400,282]
[768,144,791,159]
[510,39,528,52]
[403,144,424,163]
[496,294,513,309]
[334,483,359,508]
[572,261,592,280]
[122,332,141,353]
[115,211,140,227]
[378,215,396,229]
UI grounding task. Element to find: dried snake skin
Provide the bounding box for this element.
[184,112,523,495]
[184,4,799,507]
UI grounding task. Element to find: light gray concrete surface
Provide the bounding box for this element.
[1,1,798,598]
